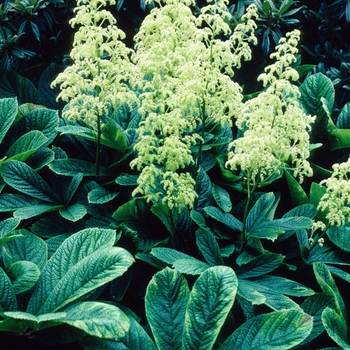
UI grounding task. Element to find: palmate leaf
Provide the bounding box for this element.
[0,97,17,143]
[145,267,190,350]
[27,228,134,315]
[1,160,59,203]
[182,266,238,350]
[219,309,313,350]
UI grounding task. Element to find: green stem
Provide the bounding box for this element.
[239,171,260,255]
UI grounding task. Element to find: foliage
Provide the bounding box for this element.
[0,0,350,349]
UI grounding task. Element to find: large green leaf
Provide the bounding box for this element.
[6,261,41,294]
[196,228,224,266]
[237,252,284,278]
[336,102,350,129]
[100,124,127,152]
[151,202,177,234]
[5,130,48,163]
[62,173,83,205]
[145,267,190,350]
[322,307,349,348]
[313,263,346,318]
[88,186,119,204]
[81,316,157,350]
[299,72,334,119]
[2,160,59,203]
[204,206,243,232]
[219,310,313,349]
[328,128,350,150]
[285,170,309,206]
[327,226,350,252]
[0,217,20,239]
[3,310,66,332]
[0,268,17,312]
[24,105,59,141]
[3,229,47,270]
[49,158,111,176]
[182,266,238,350]
[301,293,335,345]
[0,97,17,143]
[211,183,232,212]
[59,203,87,222]
[27,228,134,315]
[63,301,130,339]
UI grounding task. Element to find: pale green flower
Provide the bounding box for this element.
[131,0,257,210]
[318,157,350,226]
[226,30,315,186]
[52,0,138,128]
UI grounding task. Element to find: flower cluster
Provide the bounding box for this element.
[318,156,350,226]
[51,0,138,129]
[226,30,315,186]
[131,0,258,210]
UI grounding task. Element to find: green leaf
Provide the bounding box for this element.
[151,248,199,265]
[2,160,59,203]
[80,316,157,350]
[100,124,127,152]
[285,170,309,206]
[3,311,66,331]
[6,261,40,294]
[63,173,83,205]
[25,107,59,141]
[27,228,134,315]
[5,130,48,163]
[59,203,87,222]
[63,301,129,339]
[196,228,224,266]
[56,125,97,141]
[301,294,335,345]
[313,263,346,318]
[0,267,17,312]
[115,174,139,186]
[50,158,110,176]
[327,226,350,252]
[0,217,20,238]
[219,310,313,350]
[145,267,190,350]
[211,183,232,212]
[195,168,212,211]
[3,229,47,270]
[322,307,349,348]
[237,252,284,278]
[88,186,119,204]
[182,266,238,350]
[204,206,243,231]
[248,216,313,241]
[336,102,350,128]
[329,128,350,150]
[245,192,277,232]
[0,97,17,143]
[151,202,177,234]
[14,203,63,219]
[172,259,210,275]
[299,72,334,118]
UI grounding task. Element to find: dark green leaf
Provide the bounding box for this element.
[322,308,349,349]
[3,229,47,270]
[49,158,110,176]
[182,266,238,350]
[196,228,224,266]
[6,261,40,294]
[212,183,232,213]
[2,160,59,203]
[88,186,119,204]
[145,267,190,350]
[327,226,350,252]
[100,124,127,152]
[204,206,243,231]
[59,203,87,222]
[0,97,17,143]
[0,268,17,312]
[219,310,313,350]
